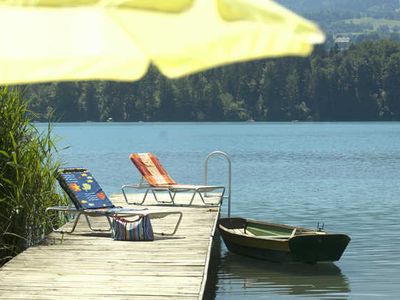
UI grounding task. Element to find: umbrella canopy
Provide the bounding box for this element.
[0,0,324,84]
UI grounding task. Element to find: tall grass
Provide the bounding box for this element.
[0,87,64,266]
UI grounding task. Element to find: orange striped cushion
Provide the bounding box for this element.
[129,153,176,186]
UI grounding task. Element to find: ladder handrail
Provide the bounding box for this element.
[204,151,232,217]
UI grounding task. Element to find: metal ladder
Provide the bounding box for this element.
[204,151,232,217]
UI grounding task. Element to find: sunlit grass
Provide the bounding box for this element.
[347,17,400,28]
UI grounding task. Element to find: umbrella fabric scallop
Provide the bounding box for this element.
[0,0,324,84]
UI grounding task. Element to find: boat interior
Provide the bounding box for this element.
[220,218,326,240]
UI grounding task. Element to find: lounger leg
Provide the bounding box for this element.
[152,212,183,236]
[198,191,220,206]
[121,184,151,205]
[186,187,226,206]
[199,187,226,205]
[106,216,113,229]
[188,191,197,206]
[198,192,207,205]
[84,215,112,232]
[130,188,150,205]
[140,188,150,204]
[157,190,175,204]
[168,190,176,205]
[68,214,81,234]
[130,187,150,205]
[46,208,82,234]
[138,177,149,205]
[121,185,130,204]
[151,189,159,202]
[152,189,175,204]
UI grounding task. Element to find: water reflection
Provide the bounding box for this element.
[216,251,350,299]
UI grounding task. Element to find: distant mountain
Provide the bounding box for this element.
[277,0,400,42]
[277,0,400,18]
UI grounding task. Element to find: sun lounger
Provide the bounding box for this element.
[122,153,225,206]
[46,168,182,235]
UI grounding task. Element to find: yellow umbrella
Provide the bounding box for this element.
[0,0,324,84]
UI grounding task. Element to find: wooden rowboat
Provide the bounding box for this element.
[218,217,350,263]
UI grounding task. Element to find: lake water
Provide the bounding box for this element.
[39,122,400,299]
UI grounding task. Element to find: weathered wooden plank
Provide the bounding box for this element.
[0,294,198,300]
[0,295,198,300]
[0,193,220,300]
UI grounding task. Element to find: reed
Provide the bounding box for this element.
[0,87,64,266]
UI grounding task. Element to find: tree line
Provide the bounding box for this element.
[25,39,400,122]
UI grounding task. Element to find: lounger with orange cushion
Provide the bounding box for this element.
[122,153,225,206]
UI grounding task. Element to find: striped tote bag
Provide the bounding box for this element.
[112,215,154,241]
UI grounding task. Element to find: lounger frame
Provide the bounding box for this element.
[47,168,183,235]
[121,178,225,206]
[46,205,182,235]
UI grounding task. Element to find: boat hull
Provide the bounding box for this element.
[218,218,350,263]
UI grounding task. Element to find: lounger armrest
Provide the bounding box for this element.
[107,210,183,236]
[168,185,225,191]
[149,211,183,236]
[123,183,152,188]
[46,206,81,213]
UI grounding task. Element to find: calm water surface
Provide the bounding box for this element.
[40,122,400,299]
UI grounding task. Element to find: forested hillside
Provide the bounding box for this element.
[278,0,400,43]
[277,0,400,17]
[24,40,400,122]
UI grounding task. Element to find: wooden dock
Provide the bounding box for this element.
[0,193,221,299]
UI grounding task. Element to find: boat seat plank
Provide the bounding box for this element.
[243,230,255,236]
[232,229,243,235]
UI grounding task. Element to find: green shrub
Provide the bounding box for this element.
[0,87,64,266]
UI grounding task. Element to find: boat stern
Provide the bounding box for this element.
[289,234,351,263]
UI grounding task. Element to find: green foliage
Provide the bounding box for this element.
[0,87,64,266]
[24,40,400,122]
